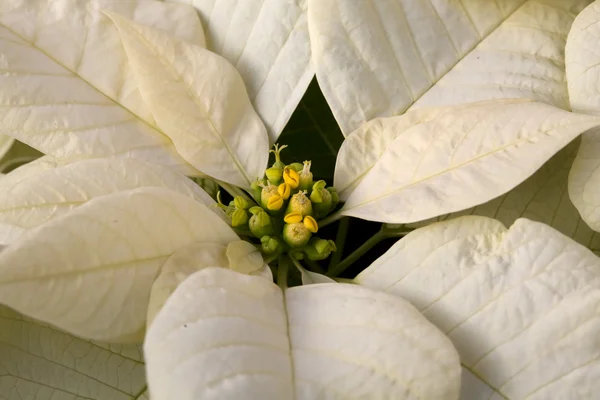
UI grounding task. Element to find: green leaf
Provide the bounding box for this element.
[276,79,344,183]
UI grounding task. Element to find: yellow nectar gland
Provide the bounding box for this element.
[283,167,300,189]
[267,195,284,211]
[284,212,303,224]
[303,215,318,233]
[278,183,291,200]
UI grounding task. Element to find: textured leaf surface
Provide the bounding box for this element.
[0,135,13,162]
[566,2,600,233]
[566,0,600,115]
[146,241,271,327]
[407,140,600,255]
[0,306,147,400]
[168,0,313,140]
[145,268,461,400]
[0,0,204,174]
[356,216,600,399]
[0,158,218,239]
[107,12,269,188]
[339,100,600,223]
[0,187,238,342]
[309,0,590,134]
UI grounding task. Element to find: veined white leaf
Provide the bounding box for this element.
[145,267,461,399]
[407,140,600,255]
[147,241,271,327]
[566,2,600,233]
[569,128,600,232]
[309,0,590,135]
[0,0,205,174]
[0,158,219,239]
[0,187,239,343]
[0,135,13,161]
[566,0,600,115]
[106,12,269,189]
[169,0,313,140]
[0,306,147,400]
[0,222,23,245]
[0,155,62,189]
[335,102,475,199]
[339,100,600,223]
[356,216,600,399]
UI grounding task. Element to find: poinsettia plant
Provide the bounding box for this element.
[1,0,600,399]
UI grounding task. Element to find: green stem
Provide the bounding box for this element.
[318,210,344,228]
[328,217,349,269]
[218,181,254,204]
[327,229,387,277]
[277,255,288,289]
[263,253,279,265]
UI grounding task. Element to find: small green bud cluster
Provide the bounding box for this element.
[229,143,340,261]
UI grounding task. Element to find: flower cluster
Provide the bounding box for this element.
[219,144,338,261]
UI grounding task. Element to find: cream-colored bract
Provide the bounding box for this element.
[168,0,313,141]
[0,0,205,175]
[0,158,219,241]
[337,100,600,223]
[356,216,600,399]
[0,306,147,400]
[106,12,269,189]
[146,241,272,327]
[567,2,600,232]
[406,140,600,255]
[145,267,461,400]
[0,135,13,161]
[309,0,591,135]
[0,187,239,343]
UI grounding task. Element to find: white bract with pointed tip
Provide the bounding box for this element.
[0,0,205,175]
[0,187,240,342]
[356,216,600,399]
[337,100,600,223]
[168,0,313,140]
[145,267,461,400]
[309,0,591,135]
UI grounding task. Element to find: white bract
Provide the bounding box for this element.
[356,216,600,399]
[145,267,461,399]
[309,0,600,242]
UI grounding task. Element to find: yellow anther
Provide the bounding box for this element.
[266,195,284,211]
[303,215,318,233]
[284,212,303,224]
[283,167,300,189]
[278,183,291,200]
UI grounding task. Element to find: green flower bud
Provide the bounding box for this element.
[327,187,339,210]
[249,210,274,238]
[260,184,279,209]
[287,162,303,172]
[298,161,313,191]
[304,238,337,261]
[261,235,284,255]
[216,191,235,216]
[265,166,283,185]
[270,143,288,170]
[283,222,311,248]
[251,178,266,202]
[234,196,251,210]
[311,188,332,218]
[231,208,249,227]
[249,206,264,215]
[286,191,312,217]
